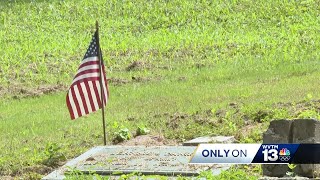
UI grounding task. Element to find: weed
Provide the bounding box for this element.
[286,164,297,177]
[214,166,258,180]
[113,128,131,143]
[136,126,150,136]
[22,172,43,180]
[297,109,320,119]
[42,142,66,167]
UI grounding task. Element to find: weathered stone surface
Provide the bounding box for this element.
[262,120,293,177]
[293,164,320,178]
[292,119,320,178]
[292,119,320,143]
[263,120,293,143]
[262,165,290,178]
[262,119,320,178]
[183,136,235,146]
[43,146,231,180]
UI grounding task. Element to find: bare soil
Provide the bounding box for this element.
[1,83,67,99]
[126,61,153,71]
[118,135,178,146]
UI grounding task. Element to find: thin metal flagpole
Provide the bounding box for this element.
[96,21,107,146]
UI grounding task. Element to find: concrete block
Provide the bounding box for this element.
[292,119,320,178]
[263,120,293,143]
[293,164,320,178]
[262,119,320,178]
[262,120,293,177]
[292,119,320,143]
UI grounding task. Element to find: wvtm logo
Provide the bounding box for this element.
[261,145,291,162]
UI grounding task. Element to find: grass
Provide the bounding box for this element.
[0,0,320,179]
[1,0,320,86]
[1,63,320,178]
[63,165,260,179]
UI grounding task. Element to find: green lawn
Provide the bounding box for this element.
[0,0,320,179]
[1,0,319,87]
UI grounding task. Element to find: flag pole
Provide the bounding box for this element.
[96,21,107,146]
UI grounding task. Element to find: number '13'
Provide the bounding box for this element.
[262,149,278,161]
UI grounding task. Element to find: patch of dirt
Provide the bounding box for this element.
[252,110,274,123]
[162,109,231,130]
[108,76,161,86]
[108,77,130,86]
[37,84,67,95]
[273,99,320,117]
[235,123,265,142]
[0,83,67,99]
[85,157,95,161]
[23,165,53,175]
[158,65,170,70]
[215,109,226,118]
[164,110,223,129]
[153,112,169,118]
[237,124,260,138]
[9,84,67,99]
[166,112,189,129]
[194,63,206,69]
[0,86,6,97]
[0,176,14,180]
[193,116,217,126]
[126,116,136,121]
[118,135,178,146]
[131,76,152,82]
[178,76,187,81]
[126,61,153,71]
[228,102,239,108]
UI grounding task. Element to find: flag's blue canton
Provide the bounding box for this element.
[84,32,98,59]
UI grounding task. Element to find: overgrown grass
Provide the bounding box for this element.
[1,0,320,179]
[0,0,320,86]
[1,63,320,178]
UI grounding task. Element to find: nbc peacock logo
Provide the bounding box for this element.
[279,148,291,161]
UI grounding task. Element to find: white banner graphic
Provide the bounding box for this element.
[189,144,261,164]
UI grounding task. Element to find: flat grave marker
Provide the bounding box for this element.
[43,146,231,179]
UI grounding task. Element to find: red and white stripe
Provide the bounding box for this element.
[66,57,108,120]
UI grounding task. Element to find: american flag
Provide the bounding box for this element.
[66,31,108,120]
